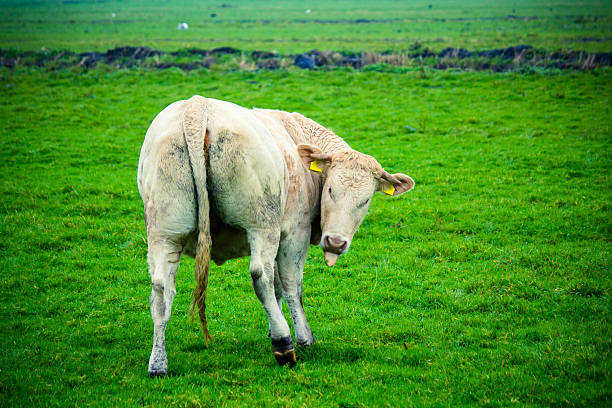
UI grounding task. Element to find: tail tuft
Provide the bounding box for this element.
[190,231,213,345]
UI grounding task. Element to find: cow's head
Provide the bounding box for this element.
[297,144,414,266]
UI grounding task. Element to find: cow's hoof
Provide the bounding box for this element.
[148,359,168,377]
[148,367,167,377]
[274,348,297,367]
[148,346,168,377]
[272,336,296,367]
[297,336,315,348]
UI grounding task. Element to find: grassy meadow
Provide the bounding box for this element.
[0,1,611,407]
[1,0,612,53]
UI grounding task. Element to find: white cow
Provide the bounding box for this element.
[137,96,414,375]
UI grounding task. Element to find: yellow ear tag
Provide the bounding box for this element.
[309,161,322,173]
[382,185,395,196]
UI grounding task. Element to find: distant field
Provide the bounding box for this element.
[0,1,610,407]
[1,0,611,53]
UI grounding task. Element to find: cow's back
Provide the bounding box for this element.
[203,98,287,231]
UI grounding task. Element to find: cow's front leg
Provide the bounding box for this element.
[147,240,181,376]
[277,230,315,347]
[248,229,295,366]
[268,262,283,337]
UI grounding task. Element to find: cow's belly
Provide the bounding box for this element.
[182,211,250,265]
[209,219,250,265]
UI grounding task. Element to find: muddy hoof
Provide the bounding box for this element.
[274,348,297,367]
[272,336,296,367]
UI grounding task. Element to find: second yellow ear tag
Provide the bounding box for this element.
[310,161,322,172]
[382,185,395,196]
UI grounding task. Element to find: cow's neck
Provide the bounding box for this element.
[290,112,352,155]
[304,125,352,155]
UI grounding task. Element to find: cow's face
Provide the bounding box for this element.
[298,145,414,266]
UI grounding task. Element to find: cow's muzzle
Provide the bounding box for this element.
[321,234,349,267]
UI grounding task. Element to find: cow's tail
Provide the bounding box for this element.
[182,95,213,345]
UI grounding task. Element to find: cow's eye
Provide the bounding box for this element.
[357,198,370,208]
[328,187,333,198]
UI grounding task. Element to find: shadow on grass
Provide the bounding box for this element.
[170,334,377,375]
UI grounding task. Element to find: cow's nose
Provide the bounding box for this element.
[323,235,348,254]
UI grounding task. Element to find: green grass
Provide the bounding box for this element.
[1,0,611,407]
[0,66,610,407]
[1,0,611,53]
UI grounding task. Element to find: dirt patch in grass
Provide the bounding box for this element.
[1,45,610,72]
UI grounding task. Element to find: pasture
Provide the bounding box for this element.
[1,0,612,52]
[0,0,610,407]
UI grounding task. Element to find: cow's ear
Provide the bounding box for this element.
[378,171,415,196]
[297,144,332,173]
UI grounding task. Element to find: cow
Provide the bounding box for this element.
[137,96,414,376]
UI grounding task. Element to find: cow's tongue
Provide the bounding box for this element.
[324,251,339,267]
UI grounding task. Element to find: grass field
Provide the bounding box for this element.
[1,0,612,53]
[0,1,611,407]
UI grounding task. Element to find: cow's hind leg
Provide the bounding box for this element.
[147,238,182,376]
[248,229,295,366]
